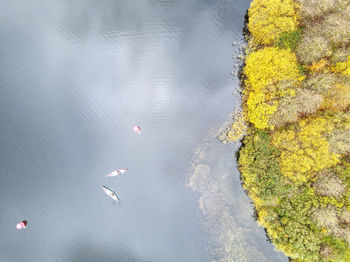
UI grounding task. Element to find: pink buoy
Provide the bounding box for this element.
[133,125,141,134]
[16,220,27,230]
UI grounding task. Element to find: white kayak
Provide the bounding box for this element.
[106,169,128,177]
[101,186,120,202]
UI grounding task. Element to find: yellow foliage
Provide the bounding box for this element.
[244,47,303,91]
[257,208,269,227]
[248,0,299,46]
[318,196,344,209]
[223,110,248,142]
[331,56,350,76]
[308,58,329,73]
[247,92,278,129]
[244,47,303,129]
[320,82,350,112]
[272,116,340,182]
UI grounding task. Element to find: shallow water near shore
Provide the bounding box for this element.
[0,0,287,261]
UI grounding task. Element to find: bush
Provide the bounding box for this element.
[308,59,329,74]
[338,207,350,224]
[329,128,350,155]
[321,236,350,262]
[302,73,350,111]
[271,116,340,183]
[277,219,322,260]
[296,0,341,21]
[246,92,278,129]
[319,245,333,260]
[274,29,302,50]
[320,82,350,112]
[332,56,350,76]
[295,33,332,64]
[341,229,350,245]
[269,89,322,128]
[244,47,303,129]
[320,11,350,47]
[269,96,299,128]
[248,0,299,46]
[272,186,323,261]
[303,73,338,94]
[294,89,323,114]
[244,47,303,90]
[238,129,284,204]
[332,46,350,63]
[313,171,346,198]
[312,206,339,231]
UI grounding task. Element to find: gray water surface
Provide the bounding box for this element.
[0,1,287,261]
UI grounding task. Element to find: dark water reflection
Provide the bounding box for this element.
[0,0,287,261]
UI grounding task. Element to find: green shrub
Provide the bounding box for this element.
[321,236,350,262]
[274,30,302,50]
[238,129,285,203]
[272,186,322,261]
[298,64,310,74]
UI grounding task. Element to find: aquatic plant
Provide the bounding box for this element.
[218,110,248,143]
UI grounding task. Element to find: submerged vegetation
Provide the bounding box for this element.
[225,0,350,260]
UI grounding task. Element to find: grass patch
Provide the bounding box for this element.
[274,30,302,51]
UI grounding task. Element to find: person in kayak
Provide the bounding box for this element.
[106,168,128,177]
[16,220,27,230]
[133,125,141,134]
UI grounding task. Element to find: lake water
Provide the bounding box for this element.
[0,0,288,261]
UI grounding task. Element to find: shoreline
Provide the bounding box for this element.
[223,0,350,261]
